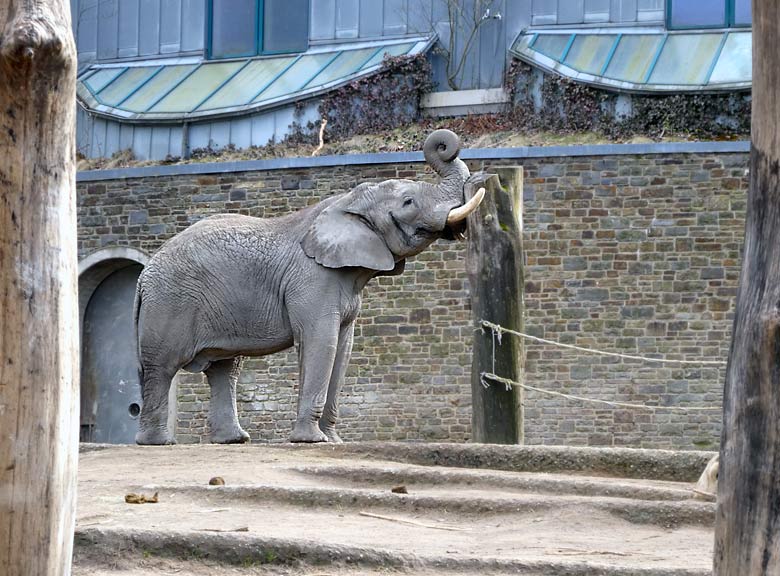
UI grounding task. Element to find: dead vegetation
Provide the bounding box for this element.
[77,114,739,172]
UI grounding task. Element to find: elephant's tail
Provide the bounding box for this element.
[133,283,144,390]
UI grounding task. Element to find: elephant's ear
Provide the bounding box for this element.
[375,258,406,277]
[301,188,395,271]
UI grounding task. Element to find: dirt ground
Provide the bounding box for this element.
[72,444,714,576]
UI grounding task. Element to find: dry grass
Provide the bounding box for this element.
[77,115,747,172]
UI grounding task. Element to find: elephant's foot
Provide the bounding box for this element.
[135,427,176,446]
[319,423,343,443]
[289,421,328,443]
[210,425,251,444]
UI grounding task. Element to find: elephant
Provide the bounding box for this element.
[133,129,484,445]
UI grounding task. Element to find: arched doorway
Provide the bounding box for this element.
[78,248,175,444]
[82,263,143,443]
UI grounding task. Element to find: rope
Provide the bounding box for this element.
[480,372,721,412]
[481,320,727,367]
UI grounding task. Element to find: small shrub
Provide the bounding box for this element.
[505,59,750,139]
[317,53,434,141]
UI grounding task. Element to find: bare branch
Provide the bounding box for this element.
[427,0,501,90]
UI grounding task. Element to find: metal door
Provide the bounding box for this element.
[81,264,143,444]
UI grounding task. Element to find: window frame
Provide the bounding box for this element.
[206,0,308,60]
[666,0,751,30]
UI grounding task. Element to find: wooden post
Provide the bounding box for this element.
[0,2,79,575]
[714,3,780,574]
[466,167,524,444]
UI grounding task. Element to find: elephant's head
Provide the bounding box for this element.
[301,129,483,272]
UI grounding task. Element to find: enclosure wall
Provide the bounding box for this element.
[77,147,746,448]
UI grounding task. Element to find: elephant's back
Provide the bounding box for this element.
[186,213,284,240]
[154,214,291,262]
[137,204,328,304]
[137,213,297,338]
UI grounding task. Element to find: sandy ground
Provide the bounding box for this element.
[75,560,498,576]
[72,444,714,575]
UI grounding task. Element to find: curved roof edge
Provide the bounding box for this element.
[77,36,435,124]
[510,28,751,94]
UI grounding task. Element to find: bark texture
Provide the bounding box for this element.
[0,1,79,575]
[466,168,524,444]
[714,2,780,573]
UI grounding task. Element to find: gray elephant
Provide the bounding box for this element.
[134,129,484,445]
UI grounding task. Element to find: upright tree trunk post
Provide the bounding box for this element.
[466,167,524,444]
[714,3,780,573]
[0,2,79,575]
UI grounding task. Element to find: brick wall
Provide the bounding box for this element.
[77,150,748,449]
[518,153,746,449]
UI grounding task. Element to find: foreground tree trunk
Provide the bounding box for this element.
[466,168,524,444]
[714,3,780,573]
[0,2,79,575]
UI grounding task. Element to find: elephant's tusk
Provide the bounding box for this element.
[446,187,485,225]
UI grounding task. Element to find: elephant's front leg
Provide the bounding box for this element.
[289,315,340,443]
[205,357,250,444]
[319,323,354,443]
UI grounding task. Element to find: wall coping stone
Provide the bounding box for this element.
[77,141,751,183]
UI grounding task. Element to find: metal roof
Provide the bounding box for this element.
[77,37,434,123]
[510,29,751,93]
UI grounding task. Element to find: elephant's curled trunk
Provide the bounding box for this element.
[423,129,470,202]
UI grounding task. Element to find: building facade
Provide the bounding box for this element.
[74,0,752,160]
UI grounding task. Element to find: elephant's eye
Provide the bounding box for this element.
[403,198,414,207]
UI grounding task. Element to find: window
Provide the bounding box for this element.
[511,30,752,90]
[668,0,751,29]
[208,0,309,59]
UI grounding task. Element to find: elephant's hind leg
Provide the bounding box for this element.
[136,365,178,445]
[206,357,250,444]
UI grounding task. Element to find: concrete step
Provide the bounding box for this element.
[284,442,716,482]
[138,482,714,527]
[72,443,715,575]
[289,462,696,501]
[74,526,711,576]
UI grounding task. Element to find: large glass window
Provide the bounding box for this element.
[733,0,751,26]
[209,0,309,59]
[211,0,257,58]
[263,0,309,53]
[668,0,751,29]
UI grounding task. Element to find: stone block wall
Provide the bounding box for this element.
[517,153,746,449]
[77,149,748,449]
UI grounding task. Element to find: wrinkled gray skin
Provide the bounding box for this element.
[134,129,472,445]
